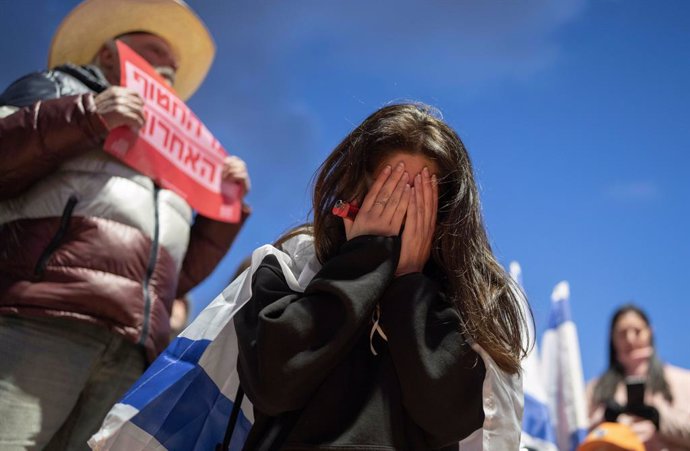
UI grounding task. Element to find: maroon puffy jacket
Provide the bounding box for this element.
[0,66,249,361]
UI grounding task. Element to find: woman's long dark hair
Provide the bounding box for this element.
[592,304,672,404]
[280,102,529,374]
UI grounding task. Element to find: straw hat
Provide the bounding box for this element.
[48,0,215,100]
[577,422,645,451]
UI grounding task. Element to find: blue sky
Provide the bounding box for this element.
[2,0,688,383]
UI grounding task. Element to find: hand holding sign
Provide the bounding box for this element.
[95,86,145,131]
[221,156,251,194]
[104,41,243,223]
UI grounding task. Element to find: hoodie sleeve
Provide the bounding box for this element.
[234,235,399,416]
[378,273,486,446]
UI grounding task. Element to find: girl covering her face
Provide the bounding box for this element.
[233,103,529,450]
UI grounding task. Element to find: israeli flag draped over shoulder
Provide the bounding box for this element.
[89,234,524,451]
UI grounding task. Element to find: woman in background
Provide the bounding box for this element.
[233,103,528,450]
[586,304,690,451]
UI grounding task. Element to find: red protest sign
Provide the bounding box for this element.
[104,41,241,223]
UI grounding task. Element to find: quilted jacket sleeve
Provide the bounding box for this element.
[0,93,108,200]
[176,204,251,297]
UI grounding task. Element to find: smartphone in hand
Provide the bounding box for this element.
[625,376,646,408]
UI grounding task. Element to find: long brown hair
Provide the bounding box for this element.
[592,304,672,404]
[285,103,529,374]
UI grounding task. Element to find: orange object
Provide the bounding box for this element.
[577,422,645,451]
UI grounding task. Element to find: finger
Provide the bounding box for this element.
[390,183,411,231]
[360,164,392,211]
[110,86,127,95]
[221,158,234,177]
[96,97,119,111]
[422,167,434,231]
[119,86,143,100]
[224,155,245,167]
[430,173,439,229]
[373,161,405,210]
[130,91,145,104]
[110,88,133,101]
[244,175,251,193]
[225,164,248,178]
[123,92,145,108]
[128,116,144,130]
[115,111,143,130]
[223,170,245,181]
[124,94,146,110]
[116,102,146,123]
[228,168,248,178]
[222,159,244,173]
[226,173,251,193]
[99,87,118,100]
[406,186,418,235]
[630,347,654,359]
[127,108,146,128]
[129,105,147,125]
[224,172,248,185]
[381,171,409,221]
[129,100,146,115]
[414,174,425,232]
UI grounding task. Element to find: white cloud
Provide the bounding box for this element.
[605,181,661,202]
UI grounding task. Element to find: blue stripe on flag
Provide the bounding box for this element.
[522,393,557,445]
[547,299,572,330]
[121,337,212,409]
[130,365,250,451]
[229,415,252,451]
[122,337,251,451]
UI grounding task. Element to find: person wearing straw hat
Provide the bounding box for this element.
[0,1,251,449]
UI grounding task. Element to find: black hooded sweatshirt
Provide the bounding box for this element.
[234,235,486,450]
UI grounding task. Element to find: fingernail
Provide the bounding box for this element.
[403,171,409,180]
[431,174,437,184]
[396,162,404,172]
[423,167,429,177]
[383,165,392,174]
[405,183,411,190]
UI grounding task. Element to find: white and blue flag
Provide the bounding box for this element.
[510,262,558,451]
[540,281,588,451]
[88,235,322,451]
[90,235,524,450]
